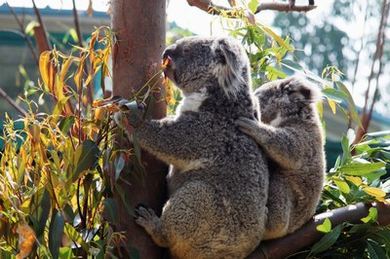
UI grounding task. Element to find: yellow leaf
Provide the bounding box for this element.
[163,78,175,105]
[345,176,363,186]
[16,223,36,259]
[39,51,51,92]
[74,54,86,91]
[60,57,73,82]
[363,187,386,199]
[327,99,337,114]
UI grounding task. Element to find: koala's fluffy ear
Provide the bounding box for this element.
[281,77,322,103]
[213,38,247,97]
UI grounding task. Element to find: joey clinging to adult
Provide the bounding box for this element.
[114,36,269,258]
[237,77,325,240]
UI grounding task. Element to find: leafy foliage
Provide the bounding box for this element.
[0,26,138,258]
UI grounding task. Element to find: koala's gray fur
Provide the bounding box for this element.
[237,77,325,240]
[124,37,269,258]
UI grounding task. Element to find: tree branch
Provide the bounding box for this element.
[256,2,316,13]
[0,87,27,116]
[248,202,390,259]
[186,0,316,16]
[6,2,39,66]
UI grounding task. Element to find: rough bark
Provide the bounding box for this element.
[111,0,168,258]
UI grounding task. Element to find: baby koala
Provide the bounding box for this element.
[116,36,269,258]
[237,77,325,240]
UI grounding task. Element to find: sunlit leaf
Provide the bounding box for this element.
[345,176,363,186]
[39,51,52,92]
[340,162,385,176]
[333,178,350,194]
[248,0,259,13]
[363,187,386,200]
[361,207,378,223]
[316,218,332,233]
[311,224,342,254]
[327,99,337,114]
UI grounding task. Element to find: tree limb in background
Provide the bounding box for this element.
[248,202,390,259]
[6,3,39,65]
[31,0,51,51]
[72,0,84,48]
[353,0,389,145]
[0,87,27,116]
[187,0,316,17]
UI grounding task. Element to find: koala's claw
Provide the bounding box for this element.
[134,205,160,232]
[236,117,259,131]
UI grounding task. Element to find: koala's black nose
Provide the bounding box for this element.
[162,44,178,59]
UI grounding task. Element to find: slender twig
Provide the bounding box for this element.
[6,2,39,65]
[72,0,84,47]
[0,87,27,116]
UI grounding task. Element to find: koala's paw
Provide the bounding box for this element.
[236,117,261,139]
[134,205,160,233]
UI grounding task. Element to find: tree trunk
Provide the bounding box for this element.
[111,0,167,258]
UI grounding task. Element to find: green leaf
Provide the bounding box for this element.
[366,240,387,259]
[59,247,73,259]
[322,87,349,103]
[58,116,75,134]
[333,179,350,194]
[361,207,378,223]
[340,135,351,165]
[339,162,386,176]
[336,82,362,128]
[64,223,89,251]
[49,211,65,259]
[72,140,100,182]
[103,198,118,222]
[248,0,259,13]
[36,189,51,237]
[311,224,342,254]
[316,218,332,233]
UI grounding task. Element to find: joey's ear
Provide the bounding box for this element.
[282,77,322,103]
[212,38,248,97]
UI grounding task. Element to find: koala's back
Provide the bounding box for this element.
[164,112,269,258]
[252,78,325,240]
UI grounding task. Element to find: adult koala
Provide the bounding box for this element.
[115,36,269,258]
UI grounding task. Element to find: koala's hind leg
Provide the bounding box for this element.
[263,177,291,240]
[135,205,169,247]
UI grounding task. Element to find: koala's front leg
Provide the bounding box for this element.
[126,117,201,167]
[236,117,303,170]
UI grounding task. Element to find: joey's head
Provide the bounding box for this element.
[162,36,251,98]
[255,77,321,124]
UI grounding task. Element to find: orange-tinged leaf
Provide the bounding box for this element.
[163,78,175,105]
[363,186,386,199]
[60,57,73,82]
[39,51,51,92]
[16,223,36,259]
[74,54,86,91]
